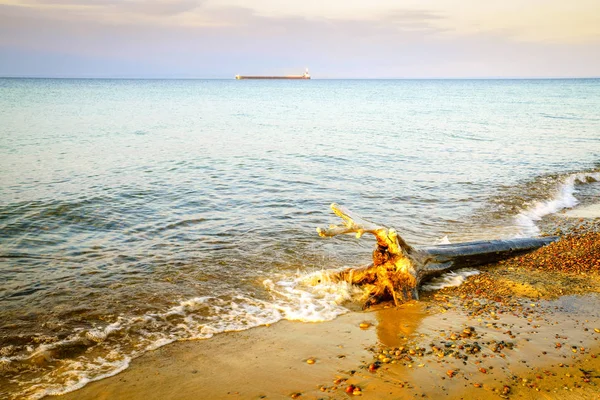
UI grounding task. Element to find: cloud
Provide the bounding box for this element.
[0,1,598,78]
[0,0,206,27]
[0,2,449,49]
[14,0,205,15]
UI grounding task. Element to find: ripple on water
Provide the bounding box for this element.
[1,78,599,398]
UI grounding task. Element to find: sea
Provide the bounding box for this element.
[1,78,599,399]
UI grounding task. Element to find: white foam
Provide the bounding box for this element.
[514,172,600,236]
[421,269,480,291]
[16,258,471,398]
[18,270,359,397]
[436,236,451,245]
[27,357,131,400]
[85,321,123,343]
[263,269,358,322]
[10,295,285,399]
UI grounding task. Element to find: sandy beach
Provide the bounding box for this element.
[562,204,600,220]
[53,213,600,400]
[57,287,600,400]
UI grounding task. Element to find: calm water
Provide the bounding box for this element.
[1,78,599,399]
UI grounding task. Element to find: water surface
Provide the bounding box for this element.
[1,78,599,399]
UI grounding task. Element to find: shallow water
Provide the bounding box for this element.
[0,78,599,398]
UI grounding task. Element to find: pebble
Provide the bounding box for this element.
[499,232,600,276]
[306,358,316,365]
[357,230,600,398]
[463,327,474,336]
[359,322,372,329]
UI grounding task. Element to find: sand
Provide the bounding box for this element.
[55,209,600,400]
[58,312,379,400]
[562,204,600,220]
[57,294,600,400]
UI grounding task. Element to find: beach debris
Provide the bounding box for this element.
[316,203,557,307]
[319,215,600,399]
[359,322,372,329]
[499,232,600,275]
[306,358,316,365]
[343,384,362,395]
[290,392,302,398]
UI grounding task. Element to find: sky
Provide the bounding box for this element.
[0,0,599,78]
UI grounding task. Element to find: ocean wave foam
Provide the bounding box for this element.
[436,236,451,245]
[26,357,131,400]
[421,269,480,291]
[16,171,600,399]
[7,268,357,400]
[264,269,361,322]
[514,171,600,237]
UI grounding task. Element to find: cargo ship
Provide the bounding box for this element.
[235,68,310,80]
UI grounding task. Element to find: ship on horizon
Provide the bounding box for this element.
[235,68,311,80]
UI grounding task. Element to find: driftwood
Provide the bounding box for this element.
[317,203,558,307]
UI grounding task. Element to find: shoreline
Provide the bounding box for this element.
[58,311,380,399]
[56,216,600,400]
[57,293,600,400]
[2,78,599,400]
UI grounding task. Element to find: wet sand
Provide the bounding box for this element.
[57,293,600,400]
[58,311,380,400]
[57,212,600,400]
[562,204,600,220]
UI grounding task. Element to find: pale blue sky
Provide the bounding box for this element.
[1,0,599,78]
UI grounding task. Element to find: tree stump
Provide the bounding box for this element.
[317,203,557,307]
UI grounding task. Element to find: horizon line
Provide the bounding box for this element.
[1,76,599,80]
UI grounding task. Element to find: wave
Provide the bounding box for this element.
[514,171,600,236]
[4,168,600,399]
[421,269,480,291]
[418,169,600,293]
[2,269,359,399]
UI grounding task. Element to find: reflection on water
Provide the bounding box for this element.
[375,303,428,348]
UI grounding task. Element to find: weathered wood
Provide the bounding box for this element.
[317,203,558,307]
